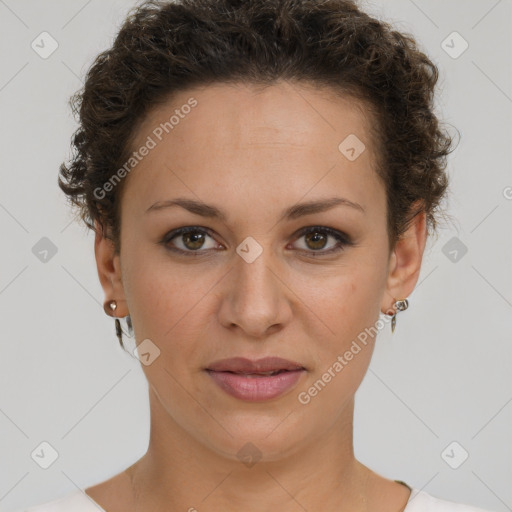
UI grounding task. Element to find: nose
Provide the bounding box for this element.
[217,246,292,339]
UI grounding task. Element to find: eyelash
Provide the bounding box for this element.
[161,225,353,257]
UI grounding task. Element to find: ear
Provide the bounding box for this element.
[380,204,428,315]
[94,220,129,317]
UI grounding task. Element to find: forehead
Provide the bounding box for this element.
[124,80,384,225]
[133,80,376,159]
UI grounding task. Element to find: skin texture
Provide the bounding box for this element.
[90,80,426,512]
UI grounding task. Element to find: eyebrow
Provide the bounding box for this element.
[145,196,365,222]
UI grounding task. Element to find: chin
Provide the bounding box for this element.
[195,414,311,464]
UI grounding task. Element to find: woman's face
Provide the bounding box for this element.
[96,80,424,461]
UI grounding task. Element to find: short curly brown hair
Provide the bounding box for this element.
[59,0,455,254]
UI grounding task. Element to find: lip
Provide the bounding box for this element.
[206,356,305,373]
[205,357,306,402]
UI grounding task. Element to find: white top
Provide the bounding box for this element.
[19,487,495,511]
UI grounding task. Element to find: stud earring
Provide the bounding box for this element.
[390,298,409,333]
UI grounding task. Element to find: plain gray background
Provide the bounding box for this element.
[0,0,511,511]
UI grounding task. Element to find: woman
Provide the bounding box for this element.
[21,0,494,510]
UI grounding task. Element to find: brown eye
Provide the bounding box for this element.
[182,231,206,250]
[292,226,352,256]
[163,227,219,254]
[304,231,328,250]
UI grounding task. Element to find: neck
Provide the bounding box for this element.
[127,388,374,512]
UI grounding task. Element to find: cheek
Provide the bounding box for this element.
[122,247,218,358]
[302,258,387,352]
[294,269,384,417]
